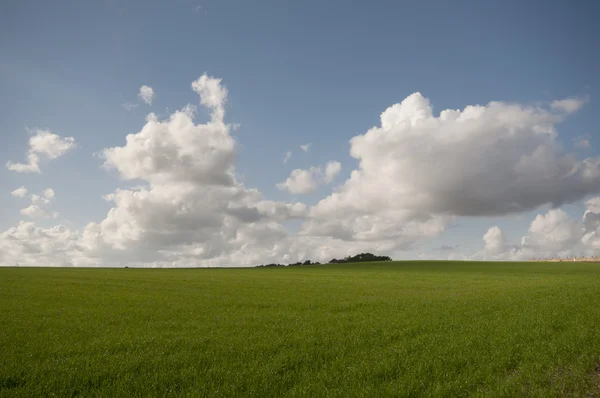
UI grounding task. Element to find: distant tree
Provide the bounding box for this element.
[257,263,285,267]
[327,253,392,264]
[255,253,391,267]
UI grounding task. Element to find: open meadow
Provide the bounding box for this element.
[1,261,600,397]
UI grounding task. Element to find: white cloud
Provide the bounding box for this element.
[7,153,41,173]
[305,92,598,245]
[30,194,50,206]
[478,198,600,260]
[521,209,582,254]
[483,226,506,255]
[75,74,317,267]
[20,205,49,219]
[277,168,320,194]
[550,97,587,114]
[12,188,57,219]
[139,85,155,105]
[51,75,408,267]
[11,186,28,198]
[586,197,600,213]
[277,161,341,194]
[29,130,76,159]
[43,188,55,199]
[300,143,312,152]
[324,161,342,183]
[283,151,292,164]
[191,74,227,122]
[6,129,76,173]
[579,197,600,252]
[0,222,81,267]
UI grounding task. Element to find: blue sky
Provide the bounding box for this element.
[1,0,599,266]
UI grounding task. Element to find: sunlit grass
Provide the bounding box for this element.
[1,261,599,396]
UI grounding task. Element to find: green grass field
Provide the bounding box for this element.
[1,261,599,397]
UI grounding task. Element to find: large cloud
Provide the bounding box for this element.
[6,129,76,173]
[304,93,596,242]
[521,209,583,254]
[102,112,236,186]
[77,74,315,266]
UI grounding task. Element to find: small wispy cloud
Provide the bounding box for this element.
[12,187,58,219]
[277,161,341,194]
[283,151,292,164]
[300,143,312,152]
[434,244,460,251]
[122,102,139,111]
[139,85,155,105]
[550,96,588,114]
[11,186,28,198]
[574,135,591,150]
[6,129,76,173]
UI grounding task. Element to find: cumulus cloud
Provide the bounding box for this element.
[277,161,341,194]
[29,131,76,159]
[6,154,41,173]
[191,74,227,122]
[283,151,292,164]
[277,168,319,194]
[300,143,312,152]
[102,111,235,186]
[324,161,342,183]
[480,226,517,260]
[6,129,76,173]
[20,205,49,219]
[138,85,155,105]
[0,222,81,267]
[11,188,57,219]
[521,209,582,254]
[2,75,320,267]
[479,197,600,260]
[11,186,28,198]
[26,75,412,268]
[31,194,50,206]
[578,197,600,253]
[43,188,55,199]
[305,92,597,245]
[75,74,319,267]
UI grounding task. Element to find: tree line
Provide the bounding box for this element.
[256,252,392,267]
